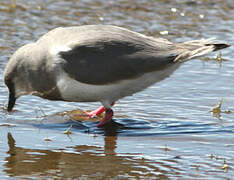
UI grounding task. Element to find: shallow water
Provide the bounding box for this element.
[0,0,234,179]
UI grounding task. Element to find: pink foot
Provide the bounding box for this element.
[97,108,114,127]
[85,102,115,118]
[85,106,105,118]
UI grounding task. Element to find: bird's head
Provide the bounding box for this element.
[4,44,35,111]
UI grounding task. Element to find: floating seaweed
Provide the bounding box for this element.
[64,124,73,135]
[202,52,228,62]
[210,98,232,119]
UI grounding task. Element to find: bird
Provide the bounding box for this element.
[4,25,230,127]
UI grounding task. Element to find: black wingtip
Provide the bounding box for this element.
[207,43,231,51]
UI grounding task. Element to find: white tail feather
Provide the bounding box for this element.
[174,38,229,62]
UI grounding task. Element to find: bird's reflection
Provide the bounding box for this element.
[4,133,177,179]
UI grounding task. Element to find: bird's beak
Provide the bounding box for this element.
[7,92,16,112]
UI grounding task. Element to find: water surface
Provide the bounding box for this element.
[0,0,233,179]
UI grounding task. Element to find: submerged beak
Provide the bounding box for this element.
[7,92,16,112]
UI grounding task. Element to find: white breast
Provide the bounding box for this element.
[56,63,180,104]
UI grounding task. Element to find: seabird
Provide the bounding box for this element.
[4,25,230,127]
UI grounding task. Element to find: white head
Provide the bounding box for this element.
[4,43,36,111]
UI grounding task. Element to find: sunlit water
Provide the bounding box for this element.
[0,0,234,179]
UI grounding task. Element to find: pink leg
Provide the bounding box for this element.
[97,108,113,127]
[85,106,105,117]
[86,102,115,117]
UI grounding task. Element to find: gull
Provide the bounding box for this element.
[4,25,230,127]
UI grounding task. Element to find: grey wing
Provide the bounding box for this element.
[59,40,176,85]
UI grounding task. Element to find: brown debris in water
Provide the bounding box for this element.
[44,137,52,142]
[58,109,103,122]
[210,99,232,119]
[44,133,52,142]
[164,145,170,152]
[202,52,228,63]
[0,123,16,127]
[222,160,229,172]
[208,154,230,172]
[211,99,223,114]
[64,124,73,135]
